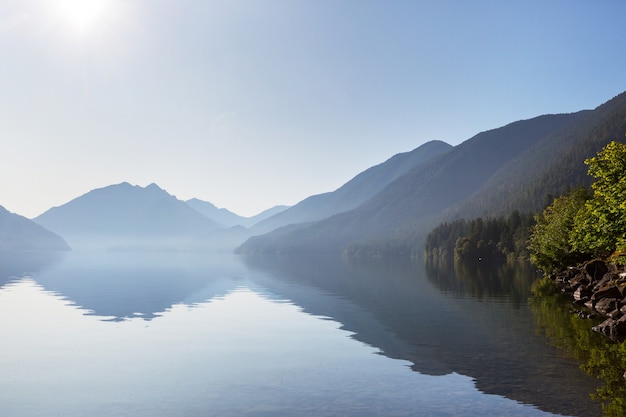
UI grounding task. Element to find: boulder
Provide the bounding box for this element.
[569,273,590,291]
[618,283,626,297]
[592,273,614,291]
[592,284,623,301]
[584,259,609,282]
[594,298,620,316]
[593,318,616,336]
[573,286,592,302]
[592,316,626,339]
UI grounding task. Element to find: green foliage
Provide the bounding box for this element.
[571,141,626,257]
[527,141,626,415]
[424,211,534,262]
[529,141,626,272]
[609,247,626,266]
[527,187,592,273]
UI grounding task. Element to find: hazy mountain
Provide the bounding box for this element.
[444,91,626,219]
[34,182,220,250]
[249,140,453,235]
[186,198,289,228]
[237,104,600,255]
[0,205,70,251]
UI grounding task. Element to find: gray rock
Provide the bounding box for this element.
[592,285,623,301]
[573,286,591,302]
[594,298,620,315]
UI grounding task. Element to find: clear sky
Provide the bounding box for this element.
[2,0,625,218]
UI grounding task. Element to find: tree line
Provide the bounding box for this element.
[424,211,534,261]
[425,140,626,272]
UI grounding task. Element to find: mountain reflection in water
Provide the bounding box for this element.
[0,251,64,286]
[242,255,602,417]
[30,251,244,320]
[0,251,612,416]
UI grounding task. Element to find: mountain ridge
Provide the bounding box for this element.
[34,182,221,250]
[0,205,70,251]
[13,91,626,256]
[443,91,626,220]
[249,140,453,235]
[186,198,289,228]
[236,94,625,256]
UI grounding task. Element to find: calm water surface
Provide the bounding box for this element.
[0,251,613,416]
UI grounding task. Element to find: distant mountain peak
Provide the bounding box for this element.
[33,182,220,249]
[185,198,290,228]
[247,139,453,234]
[145,182,164,191]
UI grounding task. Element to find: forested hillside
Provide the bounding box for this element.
[238,92,626,257]
[249,140,452,235]
[424,212,535,261]
[237,111,585,255]
[346,93,626,258]
[445,92,626,219]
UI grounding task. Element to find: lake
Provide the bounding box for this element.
[0,251,620,416]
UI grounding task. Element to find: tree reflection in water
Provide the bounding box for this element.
[426,256,626,415]
[424,256,538,305]
[530,291,626,417]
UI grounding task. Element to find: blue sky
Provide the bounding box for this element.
[1,0,625,218]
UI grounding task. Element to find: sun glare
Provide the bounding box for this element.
[53,0,110,32]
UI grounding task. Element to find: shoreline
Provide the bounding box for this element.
[551,259,626,341]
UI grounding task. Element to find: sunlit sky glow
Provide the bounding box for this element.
[2,0,625,218]
[50,0,111,31]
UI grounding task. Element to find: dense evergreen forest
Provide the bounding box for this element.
[423,211,535,262]
[424,139,626,273]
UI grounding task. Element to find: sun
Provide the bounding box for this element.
[53,0,111,32]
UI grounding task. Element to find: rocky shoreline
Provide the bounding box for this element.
[551,259,626,341]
